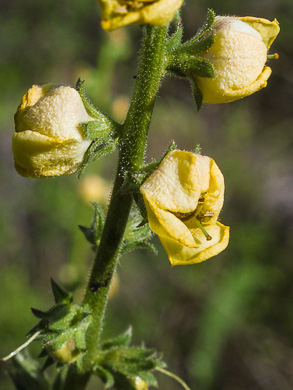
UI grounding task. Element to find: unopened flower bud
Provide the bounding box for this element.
[53,339,80,364]
[12,84,94,178]
[195,16,279,103]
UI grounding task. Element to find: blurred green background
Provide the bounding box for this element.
[1,0,293,389]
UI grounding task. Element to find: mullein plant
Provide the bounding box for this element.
[5,2,279,389]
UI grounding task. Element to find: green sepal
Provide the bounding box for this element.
[38,348,49,358]
[80,121,114,141]
[41,356,55,372]
[168,55,214,79]
[166,24,183,53]
[28,299,91,367]
[51,278,73,305]
[78,136,118,178]
[133,191,148,226]
[188,58,214,78]
[29,304,70,329]
[7,351,50,390]
[120,205,154,256]
[194,144,202,154]
[101,327,132,351]
[99,345,164,377]
[120,240,157,255]
[76,78,121,137]
[138,371,158,387]
[79,201,105,251]
[181,32,214,56]
[94,365,115,388]
[187,8,215,44]
[52,368,69,390]
[191,79,203,111]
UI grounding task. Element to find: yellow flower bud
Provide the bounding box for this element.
[98,0,184,31]
[195,16,280,104]
[12,84,93,178]
[53,339,80,364]
[140,150,229,266]
[130,376,149,390]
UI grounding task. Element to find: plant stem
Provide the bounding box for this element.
[62,25,168,389]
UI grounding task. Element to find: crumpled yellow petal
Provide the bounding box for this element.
[160,222,230,266]
[100,0,184,31]
[198,66,272,104]
[144,198,198,248]
[141,151,201,212]
[12,130,91,178]
[140,150,229,265]
[239,17,280,49]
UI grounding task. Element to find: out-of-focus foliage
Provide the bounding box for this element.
[1,0,293,389]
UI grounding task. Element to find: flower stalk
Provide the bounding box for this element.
[63,24,168,389]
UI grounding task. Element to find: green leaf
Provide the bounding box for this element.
[101,327,133,351]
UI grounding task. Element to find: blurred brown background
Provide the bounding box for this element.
[1,0,293,389]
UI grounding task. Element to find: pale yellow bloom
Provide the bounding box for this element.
[98,0,184,31]
[12,84,93,178]
[140,150,229,266]
[195,16,280,104]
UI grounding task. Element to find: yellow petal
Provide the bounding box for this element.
[239,17,280,49]
[160,222,230,266]
[144,199,198,248]
[141,150,201,213]
[12,131,91,178]
[100,0,184,31]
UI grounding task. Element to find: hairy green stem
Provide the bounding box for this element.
[62,25,168,389]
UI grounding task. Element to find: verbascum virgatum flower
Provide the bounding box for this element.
[98,0,184,31]
[140,150,229,266]
[13,84,94,178]
[195,16,280,103]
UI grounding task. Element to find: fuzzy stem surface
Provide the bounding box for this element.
[62,24,168,389]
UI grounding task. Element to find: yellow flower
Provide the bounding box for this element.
[195,16,280,104]
[12,84,93,178]
[140,150,229,266]
[98,0,184,31]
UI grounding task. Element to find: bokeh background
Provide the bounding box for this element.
[1,0,293,389]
